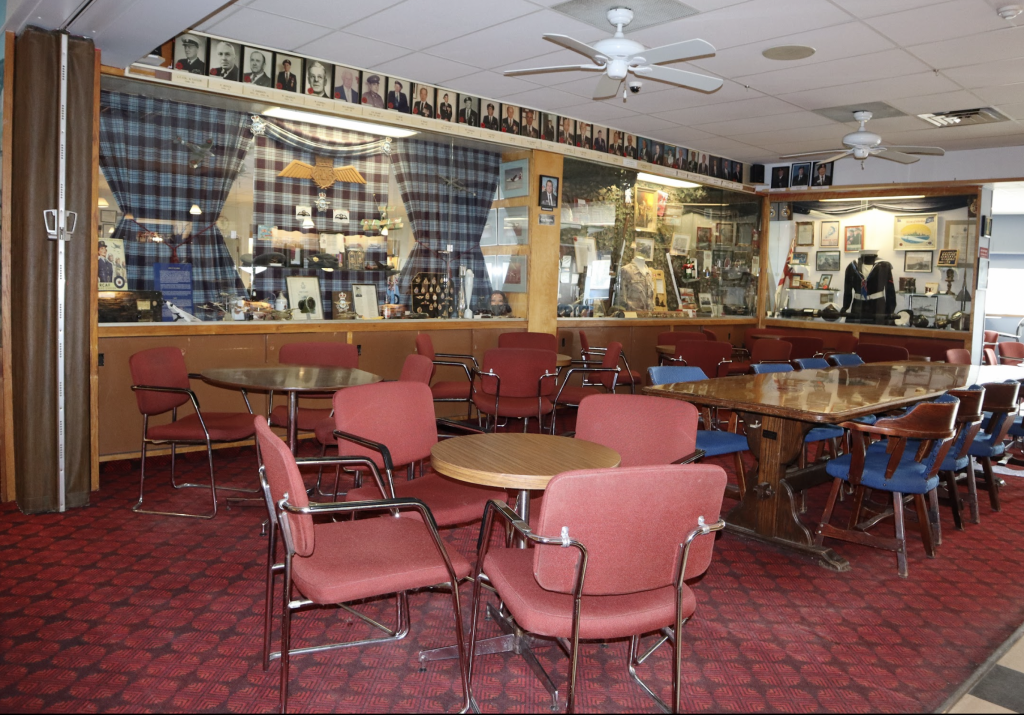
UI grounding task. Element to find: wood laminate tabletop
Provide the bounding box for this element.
[201,366,382,393]
[556,353,571,367]
[431,433,620,491]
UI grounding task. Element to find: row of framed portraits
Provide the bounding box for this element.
[792,215,974,260]
[795,221,863,252]
[771,161,834,189]
[173,32,744,182]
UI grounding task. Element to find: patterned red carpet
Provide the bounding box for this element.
[2,440,1024,714]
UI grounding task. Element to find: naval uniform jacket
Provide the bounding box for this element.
[842,260,896,324]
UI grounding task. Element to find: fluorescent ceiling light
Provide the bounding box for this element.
[819,195,925,202]
[637,172,700,189]
[263,107,418,138]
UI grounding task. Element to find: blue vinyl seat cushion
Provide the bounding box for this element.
[968,432,1007,459]
[696,430,748,457]
[807,425,845,442]
[825,442,938,495]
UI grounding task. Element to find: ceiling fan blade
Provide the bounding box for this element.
[634,64,723,93]
[593,74,622,100]
[634,38,716,66]
[886,145,945,156]
[779,148,849,160]
[504,63,601,76]
[874,148,920,164]
[543,34,607,63]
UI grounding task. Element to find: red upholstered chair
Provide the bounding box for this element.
[984,347,999,366]
[415,333,477,419]
[665,340,733,378]
[254,419,471,713]
[997,341,1024,366]
[657,331,707,365]
[983,330,999,352]
[129,347,256,519]
[946,349,972,365]
[499,331,558,352]
[268,342,358,433]
[337,382,502,527]
[579,330,641,394]
[834,334,859,353]
[473,348,558,432]
[781,336,824,360]
[467,464,727,713]
[737,328,785,358]
[550,343,622,433]
[574,393,699,466]
[856,343,910,363]
[701,328,719,341]
[399,353,433,383]
[727,338,792,375]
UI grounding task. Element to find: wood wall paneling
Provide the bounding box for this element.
[1,32,16,502]
[527,150,562,336]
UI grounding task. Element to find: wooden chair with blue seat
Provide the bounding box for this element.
[966,380,1020,515]
[814,393,960,577]
[793,357,830,370]
[647,365,749,499]
[827,353,865,367]
[932,385,986,537]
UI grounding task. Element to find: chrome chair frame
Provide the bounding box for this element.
[261,463,471,714]
[581,345,639,394]
[131,375,256,519]
[661,354,733,378]
[430,352,479,419]
[549,363,620,434]
[467,499,725,714]
[471,368,558,433]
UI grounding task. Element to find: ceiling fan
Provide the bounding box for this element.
[780,111,946,165]
[504,7,723,100]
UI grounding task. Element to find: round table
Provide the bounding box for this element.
[556,353,571,367]
[201,366,382,454]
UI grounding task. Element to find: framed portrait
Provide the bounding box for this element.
[499,159,529,199]
[272,53,303,93]
[663,145,676,168]
[481,101,501,130]
[674,146,687,169]
[332,65,362,103]
[575,122,593,149]
[670,233,690,255]
[538,176,559,210]
[503,255,528,293]
[385,77,412,113]
[593,126,610,153]
[623,133,638,159]
[540,112,557,141]
[817,274,833,290]
[434,89,456,122]
[499,104,521,135]
[771,166,790,189]
[173,33,208,75]
[359,72,386,107]
[636,137,650,162]
[844,225,864,252]
[696,226,713,248]
[943,220,975,266]
[937,249,959,267]
[557,116,576,145]
[411,83,436,118]
[208,39,242,81]
[651,142,664,165]
[717,222,735,246]
[904,250,933,273]
[696,152,710,175]
[498,207,529,245]
[351,284,380,319]
[303,60,333,99]
[791,251,809,266]
[635,187,659,232]
[98,238,126,290]
[519,107,540,138]
[634,238,656,261]
[790,162,811,187]
[816,250,841,272]
[894,214,938,250]
[820,221,840,247]
[796,221,815,246]
[286,276,324,320]
[810,161,834,187]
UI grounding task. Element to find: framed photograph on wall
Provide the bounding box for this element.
[820,221,840,247]
[499,159,529,199]
[274,53,304,92]
[351,284,380,319]
[791,251,809,266]
[498,207,529,245]
[333,65,362,103]
[500,104,521,134]
[593,126,610,152]
[576,121,593,149]
[790,162,811,187]
[286,276,323,320]
[771,166,790,189]
[411,83,436,118]
[242,47,274,87]
[818,274,833,290]
[459,95,481,126]
[538,175,559,210]
[717,222,735,246]
[359,72,385,106]
[811,161,834,187]
[635,188,658,232]
[173,33,208,75]
[894,214,938,250]
[385,77,412,113]
[937,249,959,267]
[304,60,333,98]
[943,220,975,266]
[634,238,656,261]
[208,39,242,81]
[845,225,864,252]
[816,250,841,272]
[695,226,712,248]
[481,101,500,130]
[904,250,933,273]
[434,89,456,121]
[557,116,576,145]
[796,221,815,246]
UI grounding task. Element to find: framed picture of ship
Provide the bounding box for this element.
[894,214,938,250]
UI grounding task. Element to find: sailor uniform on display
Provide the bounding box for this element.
[841,251,895,324]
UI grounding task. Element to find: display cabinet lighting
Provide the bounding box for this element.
[263,107,418,138]
[636,172,701,189]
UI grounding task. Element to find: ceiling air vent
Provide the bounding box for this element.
[551,0,699,33]
[918,107,1010,127]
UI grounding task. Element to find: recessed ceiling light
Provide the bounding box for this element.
[762,45,816,61]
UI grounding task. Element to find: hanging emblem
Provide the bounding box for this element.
[315,191,331,212]
[250,115,267,136]
[278,156,367,190]
[382,138,392,155]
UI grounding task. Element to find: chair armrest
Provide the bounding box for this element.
[676,517,726,586]
[435,352,479,370]
[433,360,473,383]
[132,384,202,411]
[715,358,733,378]
[436,418,484,435]
[187,373,204,380]
[672,449,706,465]
[473,368,501,397]
[333,429,395,473]
[553,366,618,402]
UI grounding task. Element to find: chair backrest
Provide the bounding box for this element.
[945,348,972,365]
[479,348,557,398]
[498,332,557,352]
[750,339,792,363]
[533,464,727,596]
[871,394,960,476]
[751,362,794,375]
[701,328,719,341]
[129,347,191,416]
[414,333,438,380]
[948,385,986,460]
[794,357,830,370]
[834,334,859,353]
[647,365,708,385]
[744,328,784,353]
[595,342,623,390]
[658,331,707,347]
[575,394,698,466]
[279,342,358,369]
[997,341,1024,364]
[856,343,910,363]
[672,341,733,379]
[828,353,864,367]
[578,330,591,353]
[984,330,999,346]
[780,336,823,360]
[332,381,437,469]
[980,380,1021,441]
[255,419,313,557]
[399,353,433,383]
[984,347,999,366]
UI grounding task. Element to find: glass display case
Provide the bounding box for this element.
[557,158,761,319]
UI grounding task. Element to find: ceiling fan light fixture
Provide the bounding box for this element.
[762,45,815,61]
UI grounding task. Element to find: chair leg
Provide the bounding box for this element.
[814,478,843,547]
[565,612,582,714]
[943,471,964,531]
[893,491,908,578]
[927,488,942,546]
[846,485,867,530]
[914,493,936,558]
[279,561,292,714]
[982,456,1001,511]
[732,452,747,499]
[966,457,980,524]
[263,523,278,670]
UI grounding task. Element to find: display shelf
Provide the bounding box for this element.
[98,317,527,337]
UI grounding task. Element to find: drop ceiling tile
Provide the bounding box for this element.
[611,115,681,134]
[502,85,594,111]
[652,125,721,145]
[886,89,986,115]
[671,136,765,160]
[828,0,942,19]
[779,71,960,110]
[376,53,479,85]
[651,95,802,125]
[944,57,1024,89]
[446,71,540,98]
[994,102,1024,120]
[907,27,1024,69]
[245,0,405,27]
[938,135,1024,151]
[295,31,412,68]
[974,83,1024,106]
[864,0,1006,46]
[734,49,930,97]
[610,80,763,114]
[206,7,333,50]
[554,101,640,122]
[730,122,851,146]
[195,6,240,31]
[693,110,835,136]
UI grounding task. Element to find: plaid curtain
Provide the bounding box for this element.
[98,90,249,311]
[250,118,390,313]
[391,139,499,310]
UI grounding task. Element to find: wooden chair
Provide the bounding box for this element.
[966,380,1020,514]
[935,386,986,537]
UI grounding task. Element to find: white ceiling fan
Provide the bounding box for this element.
[780,111,946,165]
[504,7,723,100]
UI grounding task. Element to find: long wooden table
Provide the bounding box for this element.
[644,363,1024,570]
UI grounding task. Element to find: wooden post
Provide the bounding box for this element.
[528,150,563,335]
[1,32,16,501]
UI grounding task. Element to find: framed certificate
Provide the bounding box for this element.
[352,283,380,319]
